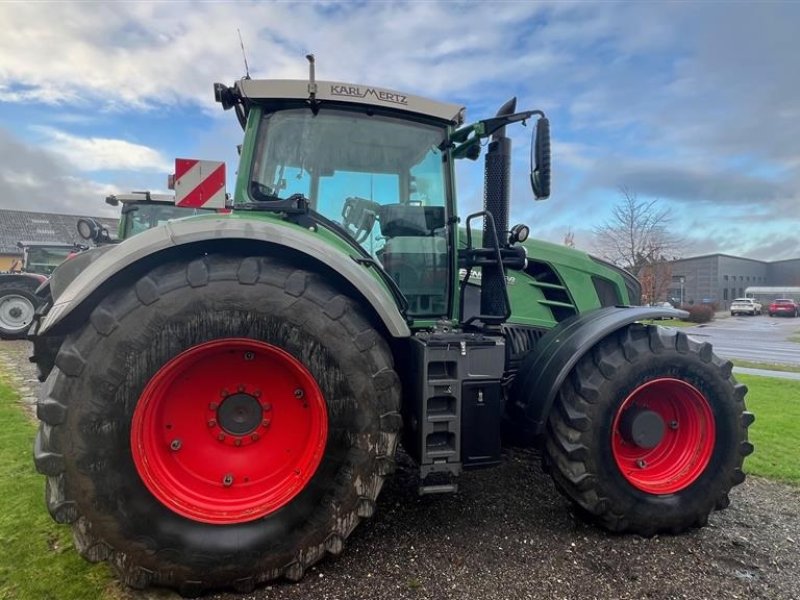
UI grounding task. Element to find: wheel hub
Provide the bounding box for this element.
[217,392,263,436]
[619,408,665,449]
[9,306,22,318]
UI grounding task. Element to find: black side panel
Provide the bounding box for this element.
[510,306,688,438]
[592,276,621,307]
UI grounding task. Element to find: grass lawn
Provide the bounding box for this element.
[0,373,126,600]
[732,360,800,374]
[738,374,800,485]
[643,319,697,328]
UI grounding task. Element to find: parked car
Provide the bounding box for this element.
[730,298,762,316]
[768,298,799,318]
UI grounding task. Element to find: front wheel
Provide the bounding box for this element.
[544,324,753,535]
[34,255,401,594]
[0,284,37,339]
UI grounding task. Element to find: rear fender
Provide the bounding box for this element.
[38,217,411,338]
[512,306,688,437]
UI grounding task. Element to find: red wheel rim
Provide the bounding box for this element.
[611,378,715,494]
[131,338,328,524]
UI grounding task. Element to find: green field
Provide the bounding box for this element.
[732,360,800,374]
[0,373,126,600]
[737,374,800,484]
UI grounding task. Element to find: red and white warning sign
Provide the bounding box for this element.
[173,158,226,209]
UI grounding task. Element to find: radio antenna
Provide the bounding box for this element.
[238,28,251,79]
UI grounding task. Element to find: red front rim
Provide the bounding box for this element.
[611,378,715,494]
[131,338,328,524]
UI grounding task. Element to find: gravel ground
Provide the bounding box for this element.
[2,340,798,600]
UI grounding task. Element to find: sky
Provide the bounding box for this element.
[0,1,798,261]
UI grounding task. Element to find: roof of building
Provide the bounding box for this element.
[0,209,118,254]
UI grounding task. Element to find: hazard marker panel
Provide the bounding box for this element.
[174,159,226,209]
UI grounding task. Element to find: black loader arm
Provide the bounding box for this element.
[511,305,688,437]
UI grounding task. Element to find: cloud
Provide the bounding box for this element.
[33,127,171,172]
[0,127,122,216]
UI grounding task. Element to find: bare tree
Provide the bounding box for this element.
[592,188,683,303]
[563,228,575,248]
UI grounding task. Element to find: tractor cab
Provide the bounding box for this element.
[216,66,549,322]
[16,241,82,276]
[105,191,218,240]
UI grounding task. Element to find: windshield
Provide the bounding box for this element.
[122,203,210,238]
[250,108,451,317]
[25,246,73,275]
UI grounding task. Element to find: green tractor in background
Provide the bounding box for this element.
[0,242,82,339]
[30,60,753,595]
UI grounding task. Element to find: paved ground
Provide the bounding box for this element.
[682,314,800,365]
[2,335,799,600]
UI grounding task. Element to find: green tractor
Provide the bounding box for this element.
[0,242,82,339]
[30,62,753,595]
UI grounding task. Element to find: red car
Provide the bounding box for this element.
[768,299,799,317]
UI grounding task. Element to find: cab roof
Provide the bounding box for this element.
[236,79,465,125]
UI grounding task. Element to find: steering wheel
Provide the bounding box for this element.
[341,197,380,244]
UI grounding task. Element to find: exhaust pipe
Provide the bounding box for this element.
[480,97,516,322]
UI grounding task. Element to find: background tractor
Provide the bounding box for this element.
[0,241,81,339]
[30,63,753,596]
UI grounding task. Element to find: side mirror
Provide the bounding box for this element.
[530,117,551,200]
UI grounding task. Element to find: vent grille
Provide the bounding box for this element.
[525,260,577,321]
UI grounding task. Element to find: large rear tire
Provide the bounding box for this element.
[34,254,401,595]
[544,324,753,535]
[0,283,38,339]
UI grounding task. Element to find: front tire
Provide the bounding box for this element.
[544,324,753,535]
[34,255,401,594]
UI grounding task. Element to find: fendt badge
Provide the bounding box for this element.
[330,85,408,106]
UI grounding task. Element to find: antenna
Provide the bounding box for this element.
[238,29,251,79]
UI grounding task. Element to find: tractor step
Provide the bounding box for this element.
[403,330,506,485]
[418,482,458,495]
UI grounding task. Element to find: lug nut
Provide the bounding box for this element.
[294,388,304,399]
[170,439,182,451]
[254,390,262,398]
[244,351,255,361]
[251,433,259,441]
[207,419,217,427]
[262,419,271,427]
[234,438,242,447]
[222,474,234,487]
[217,433,226,441]
[636,459,647,469]
[261,402,272,411]
[238,385,245,392]
[669,420,679,430]
[209,401,219,410]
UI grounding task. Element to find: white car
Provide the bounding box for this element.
[730,298,762,316]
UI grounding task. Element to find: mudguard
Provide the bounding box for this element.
[38,217,411,338]
[512,305,689,436]
[0,272,47,291]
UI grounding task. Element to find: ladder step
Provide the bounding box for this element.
[418,483,458,495]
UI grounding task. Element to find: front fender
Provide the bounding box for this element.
[39,217,411,338]
[512,305,689,436]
